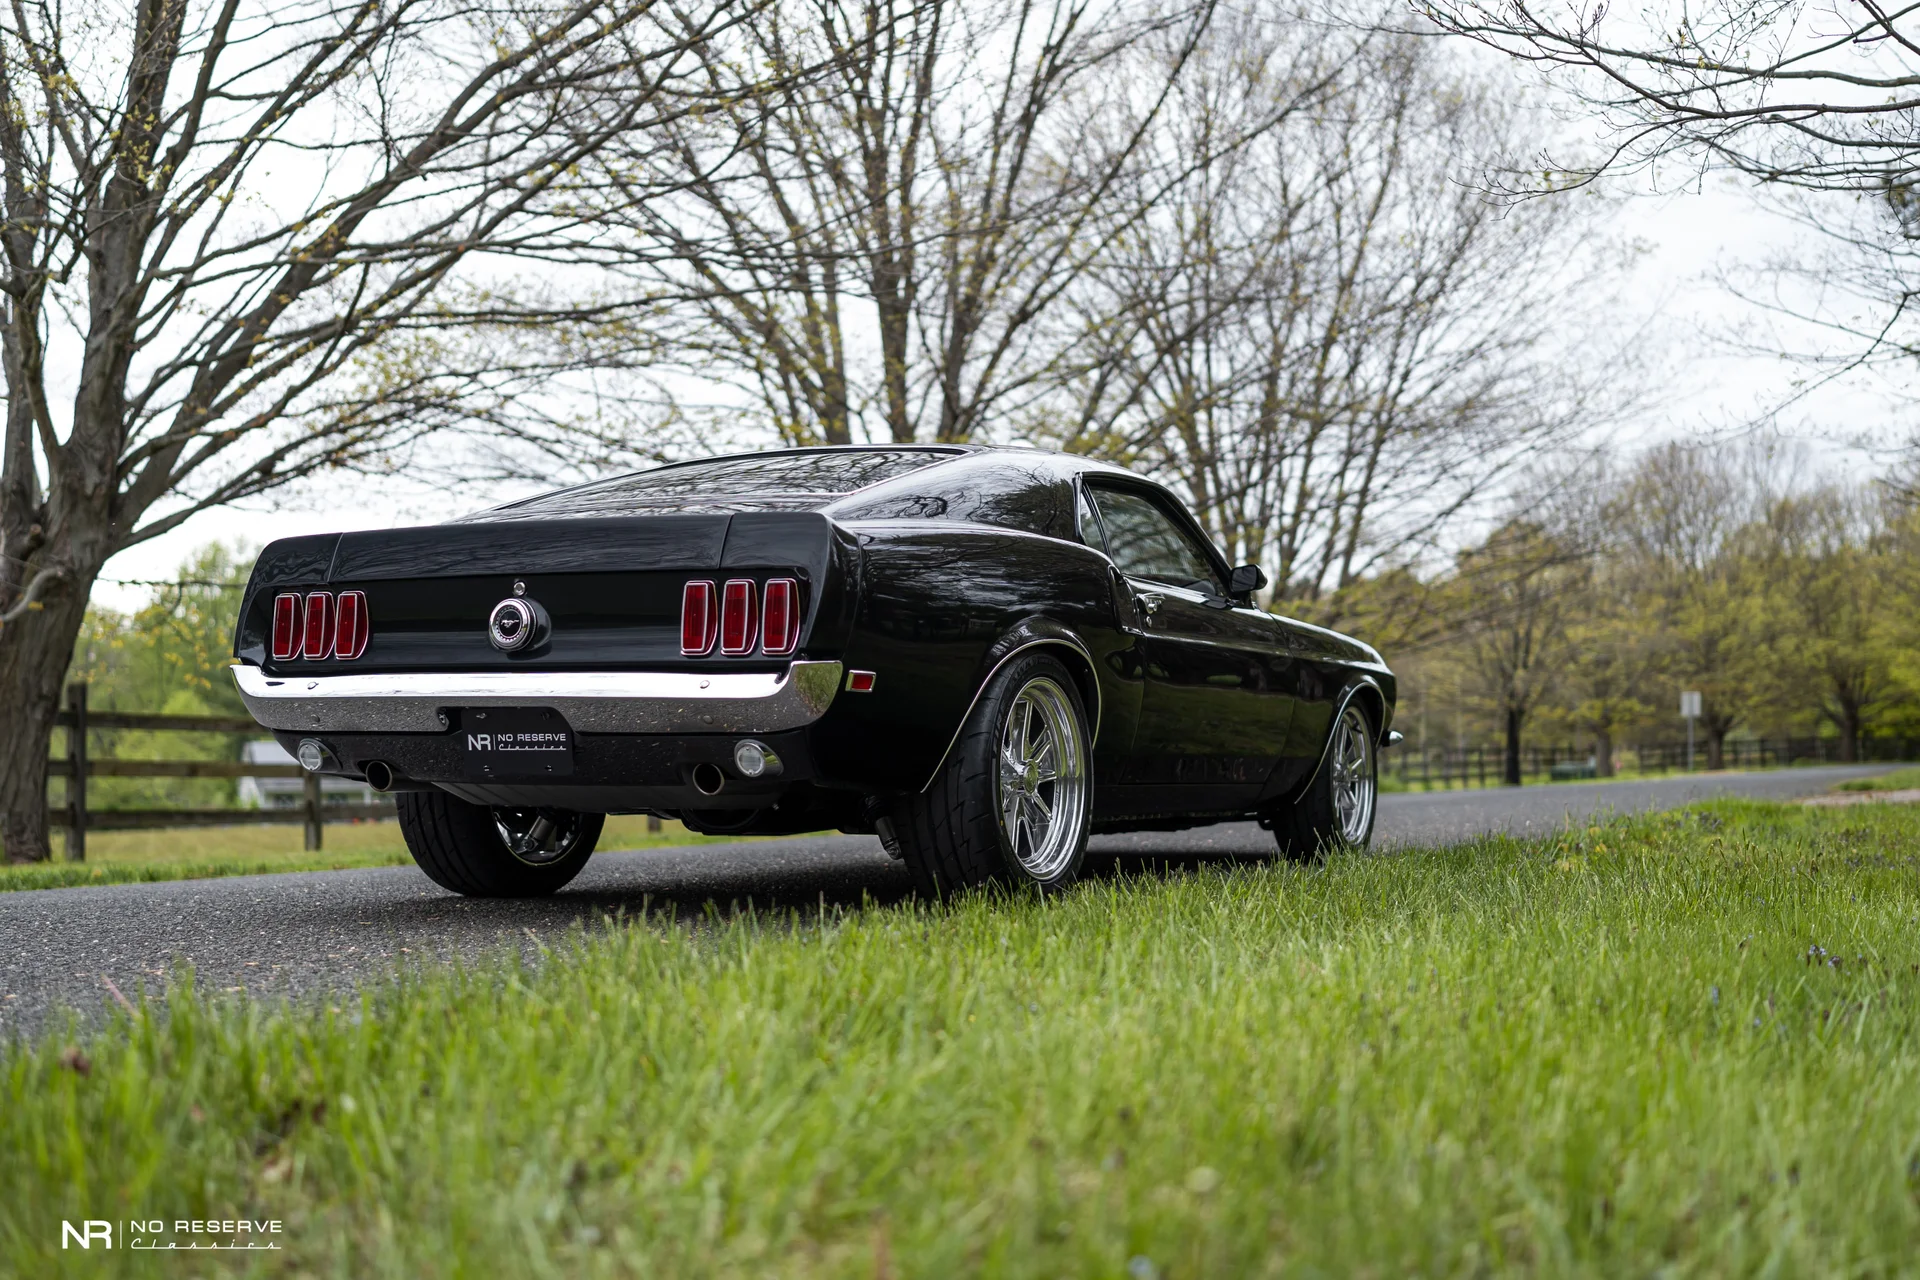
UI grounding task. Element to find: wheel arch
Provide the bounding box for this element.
[918,621,1102,794]
[1291,677,1389,802]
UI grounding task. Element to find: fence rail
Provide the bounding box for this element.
[1384,735,1919,790]
[47,681,394,862]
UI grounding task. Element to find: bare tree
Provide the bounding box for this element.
[1457,519,1582,784]
[1044,22,1615,602]
[0,0,789,862]
[570,0,1240,448]
[1418,0,1920,192]
[1419,0,1920,430]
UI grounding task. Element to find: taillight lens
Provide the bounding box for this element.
[720,579,757,655]
[761,578,800,655]
[301,592,335,660]
[271,593,301,660]
[681,580,717,655]
[334,590,370,659]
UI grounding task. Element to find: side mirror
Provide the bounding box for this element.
[1229,564,1267,600]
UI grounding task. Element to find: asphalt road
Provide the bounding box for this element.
[0,764,1895,1039]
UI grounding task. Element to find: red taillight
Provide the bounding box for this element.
[301,592,335,660]
[271,593,301,660]
[761,578,800,655]
[720,579,757,655]
[681,580,717,655]
[334,590,369,660]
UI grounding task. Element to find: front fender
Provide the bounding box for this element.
[1288,676,1392,803]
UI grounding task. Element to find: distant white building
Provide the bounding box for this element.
[238,740,379,808]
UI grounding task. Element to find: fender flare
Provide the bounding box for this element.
[918,619,1102,793]
[1290,677,1390,803]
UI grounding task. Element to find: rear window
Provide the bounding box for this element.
[497,450,956,517]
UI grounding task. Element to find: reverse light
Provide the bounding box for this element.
[333,590,370,660]
[301,592,335,660]
[720,579,757,655]
[681,580,717,655]
[271,593,301,660]
[761,578,800,655]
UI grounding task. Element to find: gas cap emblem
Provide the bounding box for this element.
[488,595,548,652]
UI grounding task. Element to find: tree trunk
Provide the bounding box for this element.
[0,578,92,862]
[1705,729,1726,772]
[1593,726,1613,778]
[1504,706,1522,786]
[1839,704,1861,763]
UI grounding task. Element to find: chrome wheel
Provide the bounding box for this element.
[996,676,1089,879]
[1329,706,1376,844]
[493,808,592,867]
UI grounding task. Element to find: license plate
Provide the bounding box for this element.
[460,707,575,778]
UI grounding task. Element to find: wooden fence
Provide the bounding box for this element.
[1386,735,1920,790]
[49,682,395,861]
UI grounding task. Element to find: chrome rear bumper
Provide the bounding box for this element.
[232,661,843,735]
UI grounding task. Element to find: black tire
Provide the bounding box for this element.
[891,652,1093,898]
[397,791,603,897]
[1266,701,1378,864]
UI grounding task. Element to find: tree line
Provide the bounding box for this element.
[1319,443,1920,782]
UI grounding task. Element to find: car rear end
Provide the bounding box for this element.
[231,507,864,833]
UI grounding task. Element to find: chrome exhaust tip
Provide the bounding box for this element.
[691,762,726,796]
[363,760,395,792]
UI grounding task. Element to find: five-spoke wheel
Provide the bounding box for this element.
[1264,699,1379,863]
[1326,705,1377,846]
[996,675,1090,881]
[890,651,1094,896]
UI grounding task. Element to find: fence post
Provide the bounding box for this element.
[647,814,662,834]
[65,681,87,863]
[303,770,323,851]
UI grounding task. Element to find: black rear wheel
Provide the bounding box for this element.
[1265,702,1377,864]
[891,652,1093,898]
[398,791,602,897]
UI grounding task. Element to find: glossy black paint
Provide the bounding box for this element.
[236,445,1397,836]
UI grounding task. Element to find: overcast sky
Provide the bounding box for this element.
[87,116,1907,613]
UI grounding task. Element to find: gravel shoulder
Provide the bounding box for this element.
[1,763,1893,1039]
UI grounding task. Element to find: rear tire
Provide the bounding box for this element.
[891,652,1093,898]
[1266,702,1377,864]
[398,791,602,897]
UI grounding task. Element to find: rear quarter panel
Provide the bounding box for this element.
[808,522,1139,794]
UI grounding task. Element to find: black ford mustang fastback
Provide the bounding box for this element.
[232,446,1397,897]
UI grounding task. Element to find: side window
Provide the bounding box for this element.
[1088,487,1223,593]
[1076,486,1106,550]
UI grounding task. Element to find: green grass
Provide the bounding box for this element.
[1837,765,1920,792]
[9,799,1920,1276]
[0,816,751,893]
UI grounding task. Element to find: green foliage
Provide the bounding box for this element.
[8,803,1920,1275]
[1319,447,1920,767]
[8,816,762,892]
[1835,766,1920,792]
[62,544,254,811]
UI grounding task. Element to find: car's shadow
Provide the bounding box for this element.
[326,840,1289,941]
